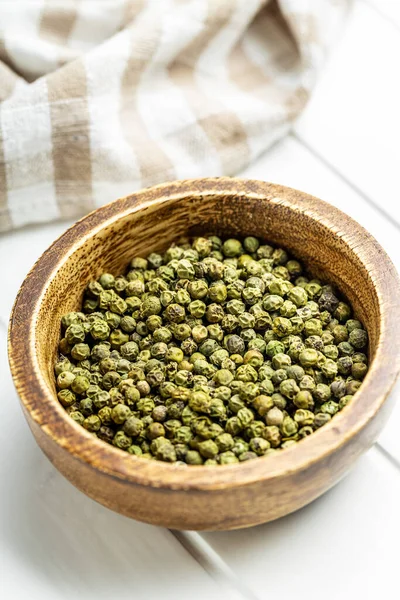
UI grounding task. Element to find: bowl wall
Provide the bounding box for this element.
[9,179,400,530]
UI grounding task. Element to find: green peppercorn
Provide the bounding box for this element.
[245,420,265,439]
[164,303,185,323]
[298,375,315,393]
[321,359,338,379]
[152,405,168,423]
[279,379,300,399]
[217,452,237,465]
[113,431,132,450]
[271,369,288,386]
[57,371,75,389]
[263,425,281,447]
[185,450,203,465]
[58,389,76,407]
[265,407,284,426]
[313,383,331,403]
[320,401,339,415]
[294,409,315,427]
[339,395,353,409]
[71,343,90,361]
[69,410,85,426]
[242,236,258,253]
[346,380,362,395]
[236,407,254,428]
[352,362,368,380]
[56,235,369,464]
[102,371,121,390]
[294,390,314,409]
[127,445,143,456]
[353,352,367,363]
[253,395,274,417]
[239,451,258,462]
[288,286,308,307]
[109,329,130,348]
[330,379,346,399]
[83,415,101,432]
[249,437,270,455]
[188,299,206,318]
[299,348,319,367]
[259,379,274,396]
[55,358,73,376]
[122,416,142,437]
[65,324,86,345]
[349,328,368,349]
[61,312,83,328]
[206,303,225,323]
[272,317,293,337]
[213,369,234,386]
[281,416,298,437]
[98,406,112,424]
[271,393,287,410]
[197,440,218,459]
[224,334,244,355]
[111,404,131,424]
[146,422,165,440]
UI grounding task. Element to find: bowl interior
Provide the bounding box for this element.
[37,187,380,406]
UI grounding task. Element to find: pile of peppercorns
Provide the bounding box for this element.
[54,236,369,465]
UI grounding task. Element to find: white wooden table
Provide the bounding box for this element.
[1,2,400,598]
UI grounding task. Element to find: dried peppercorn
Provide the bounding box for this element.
[55,235,369,464]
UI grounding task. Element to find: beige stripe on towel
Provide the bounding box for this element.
[0,0,347,232]
[120,11,175,186]
[39,0,79,45]
[47,60,93,217]
[169,0,250,175]
[0,133,11,231]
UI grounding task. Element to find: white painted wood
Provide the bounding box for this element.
[171,531,258,600]
[0,220,74,324]
[203,447,400,600]
[365,0,400,28]
[243,135,400,267]
[376,379,400,464]
[295,1,400,225]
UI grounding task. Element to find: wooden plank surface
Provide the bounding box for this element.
[365,0,400,28]
[295,1,400,226]
[202,448,400,600]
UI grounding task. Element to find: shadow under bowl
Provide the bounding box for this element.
[8,178,400,530]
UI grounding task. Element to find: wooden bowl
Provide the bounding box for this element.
[8,178,400,531]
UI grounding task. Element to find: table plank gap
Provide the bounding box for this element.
[201,446,400,600]
[363,0,400,30]
[294,0,400,226]
[171,530,260,600]
[0,327,223,600]
[291,131,400,233]
[375,441,400,473]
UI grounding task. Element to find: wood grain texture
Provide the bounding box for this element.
[8,178,400,530]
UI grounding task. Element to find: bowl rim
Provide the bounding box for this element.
[8,177,400,491]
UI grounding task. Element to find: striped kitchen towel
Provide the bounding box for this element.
[0,0,347,232]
